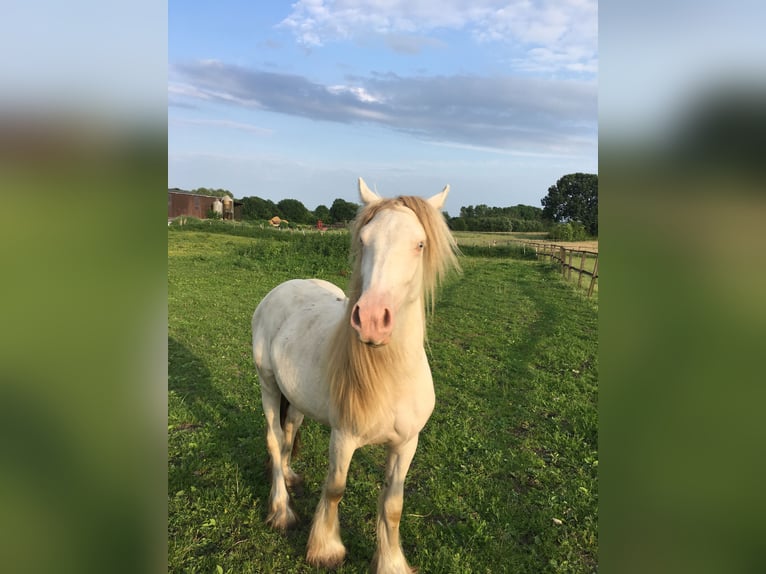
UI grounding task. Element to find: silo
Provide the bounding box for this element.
[222,195,234,220]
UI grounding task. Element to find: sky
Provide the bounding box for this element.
[168,0,598,216]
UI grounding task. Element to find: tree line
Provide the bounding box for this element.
[186,171,597,237]
[447,203,546,232]
[236,195,549,232]
[240,196,360,225]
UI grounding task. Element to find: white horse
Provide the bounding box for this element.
[252,178,459,573]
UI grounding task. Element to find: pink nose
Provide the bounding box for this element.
[350,297,394,346]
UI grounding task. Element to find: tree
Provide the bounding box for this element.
[448,217,467,231]
[241,196,279,221]
[511,204,543,220]
[329,198,359,224]
[541,173,598,236]
[313,204,331,224]
[473,204,491,218]
[277,198,313,224]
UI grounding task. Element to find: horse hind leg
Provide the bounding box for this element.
[259,370,298,531]
[280,400,304,488]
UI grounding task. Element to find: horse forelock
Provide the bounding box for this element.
[326,195,460,434]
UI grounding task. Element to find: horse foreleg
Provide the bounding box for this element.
[306,430,357,569]
[260,382,298,531]
[372,436,419,574]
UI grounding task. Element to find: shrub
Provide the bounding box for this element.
[570,221,588,240]
[549,221,589,241]
[549,222,573,241]
[169,215,203,226]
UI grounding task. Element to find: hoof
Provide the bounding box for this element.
[266,505,298,531]
[371,551,416,574]
[306,540,346,569]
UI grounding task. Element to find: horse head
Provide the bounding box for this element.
[349,178,452,347]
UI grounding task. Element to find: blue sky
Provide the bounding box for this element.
[168,0,597,216]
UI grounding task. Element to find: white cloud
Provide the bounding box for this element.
[278,0,596,75]
[169,117,274,136]
[168,82,211,101]
[327,84,384,103]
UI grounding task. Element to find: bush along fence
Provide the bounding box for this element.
[530,242,599,297]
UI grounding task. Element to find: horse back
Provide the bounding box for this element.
[254,278,343,334]
[252,279,347,423]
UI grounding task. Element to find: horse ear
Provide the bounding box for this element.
[358,177,381,205]
[427,185,450,210]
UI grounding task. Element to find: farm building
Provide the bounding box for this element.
[168,188,243,220]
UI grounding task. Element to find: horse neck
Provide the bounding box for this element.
[392,293,426,351]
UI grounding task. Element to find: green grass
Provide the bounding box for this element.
[537,250,599,298]
[452,230,549,247]
[452,231,598,298]
[168,228,598,573]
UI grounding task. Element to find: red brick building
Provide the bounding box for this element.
[168,188,242,220]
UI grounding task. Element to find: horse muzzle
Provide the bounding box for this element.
[350,294,394,347]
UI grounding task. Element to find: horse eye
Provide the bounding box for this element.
[417,241,425,250]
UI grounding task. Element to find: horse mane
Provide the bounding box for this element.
[325,196,461,434]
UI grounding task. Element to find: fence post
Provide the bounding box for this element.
[567,250,574,280]
[578,252,587,287]
[560,246,566,275]
[587,255,599,297]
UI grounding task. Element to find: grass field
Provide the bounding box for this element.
[168,224,598,573]
[451,231,598,297]
[451,231,550,246]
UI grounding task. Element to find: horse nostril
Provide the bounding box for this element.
[383,308,392,328]
[351,304,362,329]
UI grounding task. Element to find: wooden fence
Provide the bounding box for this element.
[526,242,599,297]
